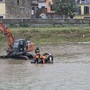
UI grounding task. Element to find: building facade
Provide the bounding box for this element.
[31,0,54,18]
[0,0,5,19]
[75,0,90,19]
[46,0,54,13]
[31,0,38,18]
[46,0,54,18]
[5,0,31,19]
[1,0,89,19]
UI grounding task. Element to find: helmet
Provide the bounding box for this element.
[35,47,40,53]
[36,47,39,50]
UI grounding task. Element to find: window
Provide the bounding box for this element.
[81,0,87,4]
[51,4,53,11]
[17,0,19,6]
[84,6,89,15]
[78,6,81,15]
[0,16,3,19]
[41,6,45,9]
[22,0,25,6]
[0,0,5,2]
[78,0,87,4]
[32,7,35,10]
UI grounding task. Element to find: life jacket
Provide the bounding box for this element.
[41,55,45,64]
[35,55,39,58]
[35,53,40,59]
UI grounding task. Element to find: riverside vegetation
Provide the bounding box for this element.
[0,26,90,47]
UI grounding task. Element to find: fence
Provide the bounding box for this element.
[0,19,90,27]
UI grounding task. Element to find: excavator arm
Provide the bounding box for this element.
[0,21,14,50]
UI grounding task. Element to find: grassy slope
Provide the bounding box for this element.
[0,26,90,46]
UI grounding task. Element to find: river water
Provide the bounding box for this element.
[0,43,90,90]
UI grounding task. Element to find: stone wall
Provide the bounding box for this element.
[1,19,90,27]
[5,0,31,19]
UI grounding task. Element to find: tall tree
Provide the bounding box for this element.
[52,0,78,18]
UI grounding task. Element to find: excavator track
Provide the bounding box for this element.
[0,54,33,60]
[0,55,11,59]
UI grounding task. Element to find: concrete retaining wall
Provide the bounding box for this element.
[0,19,90,27]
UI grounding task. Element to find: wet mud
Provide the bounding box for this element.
[0,43,90,90]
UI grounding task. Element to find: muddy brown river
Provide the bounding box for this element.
[0,43,90,90]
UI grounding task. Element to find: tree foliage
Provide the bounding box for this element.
[52,0,78,18]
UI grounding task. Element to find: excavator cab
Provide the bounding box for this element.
[19,39,26,52]
[12,39,26,55]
